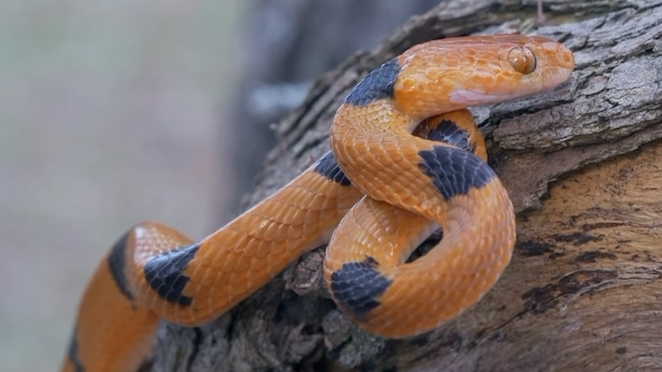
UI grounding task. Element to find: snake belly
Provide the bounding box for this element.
[61,34,574,372]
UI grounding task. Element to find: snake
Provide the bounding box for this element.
[60,34,574,372]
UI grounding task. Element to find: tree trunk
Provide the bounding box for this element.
[151,0,662,371]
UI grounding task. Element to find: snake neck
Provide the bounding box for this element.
[330,100,450,221]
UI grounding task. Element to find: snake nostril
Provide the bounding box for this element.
[508,46,536,74]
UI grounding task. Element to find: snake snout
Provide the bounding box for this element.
[530,37,575,88]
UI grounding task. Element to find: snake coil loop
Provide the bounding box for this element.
[61,34,573,372]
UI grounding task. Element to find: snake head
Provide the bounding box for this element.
[393,34,575,120]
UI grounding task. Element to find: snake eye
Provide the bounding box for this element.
[508,46,536,74]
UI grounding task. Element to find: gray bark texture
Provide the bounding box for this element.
[152,0,662,371]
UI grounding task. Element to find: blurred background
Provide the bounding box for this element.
[0,1,439,371]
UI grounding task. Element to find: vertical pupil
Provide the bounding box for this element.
[508,47,536,74]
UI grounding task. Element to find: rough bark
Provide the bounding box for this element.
[152,0,662,371]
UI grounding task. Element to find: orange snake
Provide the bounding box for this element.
[61,34,574,372]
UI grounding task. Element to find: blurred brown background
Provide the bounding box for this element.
[0,1,438,371]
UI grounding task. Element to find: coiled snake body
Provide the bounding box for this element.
[61,35,574,372]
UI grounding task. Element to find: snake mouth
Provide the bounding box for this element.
[447,89,528,107]
[447,67,573,106]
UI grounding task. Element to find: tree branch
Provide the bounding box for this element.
[151,0,662,371]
